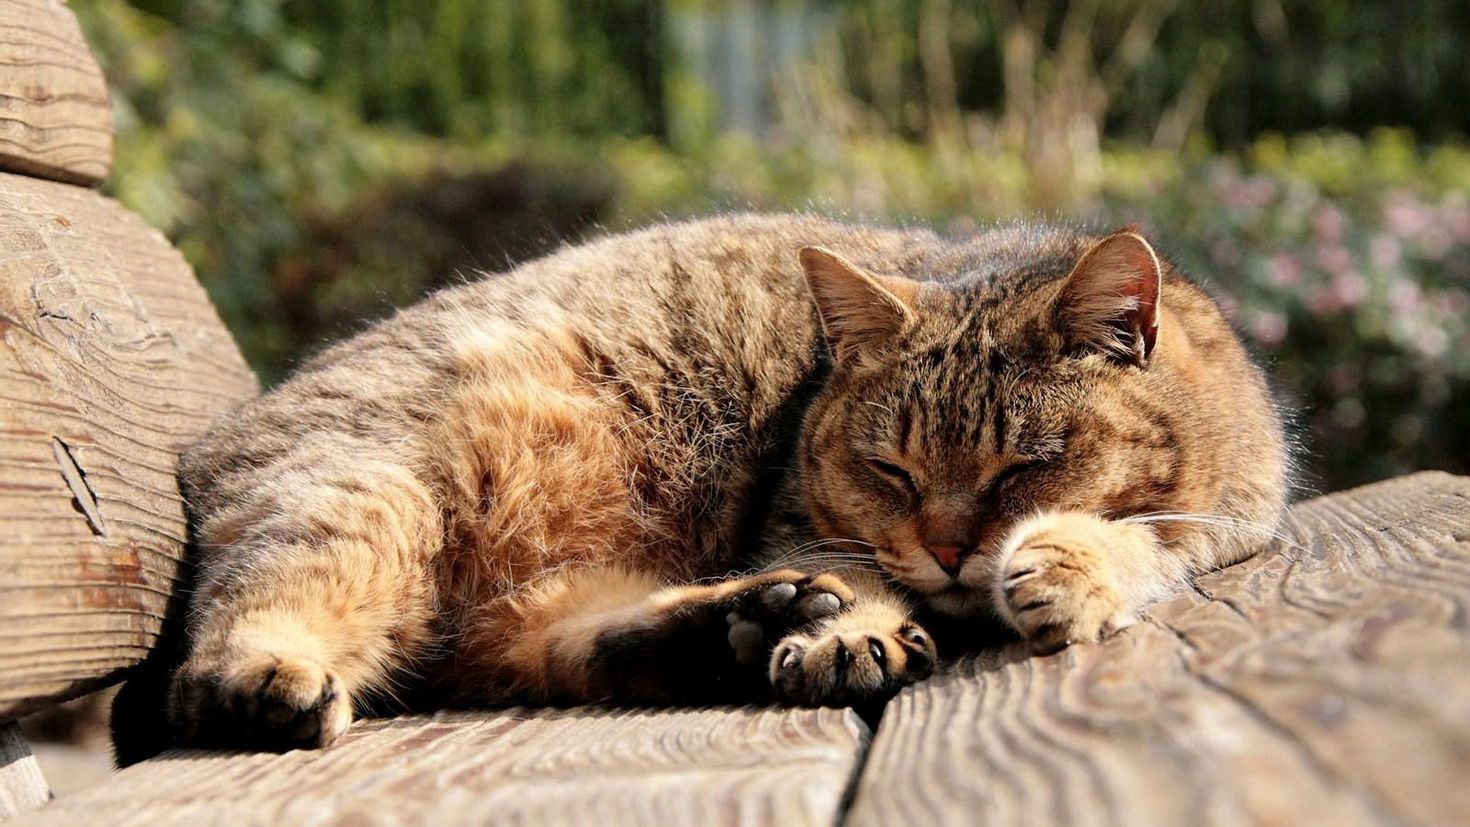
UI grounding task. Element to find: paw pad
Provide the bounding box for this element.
[720,572,852,665]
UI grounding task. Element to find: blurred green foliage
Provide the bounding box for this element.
[70,0,1469,492]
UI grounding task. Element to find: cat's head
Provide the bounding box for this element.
[796,226,1197,620]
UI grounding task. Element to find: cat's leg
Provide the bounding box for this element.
[766,570,938,709]
[459,567,858,705]
[992,511,1186,654]
[170,453,442,749]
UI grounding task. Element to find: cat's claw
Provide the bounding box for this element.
[1000,544,1130,654]
[770,619,935,708]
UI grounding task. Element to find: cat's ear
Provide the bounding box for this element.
[800,246,919,365]
[1056,228,1163,367]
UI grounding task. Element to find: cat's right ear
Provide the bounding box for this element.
[799,246,919,366]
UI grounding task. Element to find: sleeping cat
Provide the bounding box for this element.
[161,213,1287,750]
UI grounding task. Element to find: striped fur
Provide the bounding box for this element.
[161,213,1287,753]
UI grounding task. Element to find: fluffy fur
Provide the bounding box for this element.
[147,213,1286,754]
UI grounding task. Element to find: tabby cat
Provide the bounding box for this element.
[160,213,1287,750]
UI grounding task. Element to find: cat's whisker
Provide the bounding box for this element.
[1120,512,1305,551]
[759,537,877,568]
[777,553,881,567]
[803,560,885,576]
[760,557,883,574]
[760,548,884,571]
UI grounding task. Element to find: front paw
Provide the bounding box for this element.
[997,524,1135,654]
[170,652,353,750]
[769,610,936,708]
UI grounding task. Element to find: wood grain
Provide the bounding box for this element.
[22,707,868,827]
[0,170,258,721]
[0,0,112,186]
[0,722,50,821]
[847,471,1470,827]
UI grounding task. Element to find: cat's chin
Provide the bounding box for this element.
[922,587,992,619]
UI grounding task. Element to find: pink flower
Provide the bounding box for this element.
[1268,253,1302,288]
[1414,325,1449,359]
[1311,203,1345,243]
[1440,288,1470,315]
[1317,245,1353,275]
[1441,194,1470,242]
[1252,311,1288,345]
[1305,286,1339,316]
[1387,279,1422,315]
[1385,192,1433,238]
[1331,271,1369,309]
[1246,176,1277,207]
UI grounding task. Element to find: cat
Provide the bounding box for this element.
[157,213,1287,751]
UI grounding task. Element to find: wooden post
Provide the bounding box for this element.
[0,0,113,186]
[0,171,258,720]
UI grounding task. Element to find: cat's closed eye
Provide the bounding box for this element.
[989,460,1041,493]
[866,456,919,497]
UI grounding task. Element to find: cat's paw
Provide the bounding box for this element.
[996,517,1137,655]
[769,608,936,708]
[170,652,353,750]
[721,571,855,665]
[589,570,853,703]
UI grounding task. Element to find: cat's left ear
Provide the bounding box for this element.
[1056,227,1163,367]
[800,246,920,366]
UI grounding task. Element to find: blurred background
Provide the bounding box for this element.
[72,0,1470,494]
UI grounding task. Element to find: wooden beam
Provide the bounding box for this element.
[0,0,113,187]
[22,707,868,826]
[0,170,258,721]
[0,722,50,820]
[846,471,1470,827]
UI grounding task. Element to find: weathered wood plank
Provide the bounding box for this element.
[0,0,112,186]
[0,722,50,821]
[847,471,1470,827]
[23,707,867,827]
[0,171,258,721]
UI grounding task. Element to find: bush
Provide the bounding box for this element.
[74,2,1468,493]
[1129,132,1470,491]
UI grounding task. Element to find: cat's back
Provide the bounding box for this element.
[389,212,950,437]
[181,213,945,542]
[408,212,943,348]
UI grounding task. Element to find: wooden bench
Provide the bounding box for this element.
[3,6,1469,825]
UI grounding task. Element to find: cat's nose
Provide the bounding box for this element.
[927,545,964,577]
